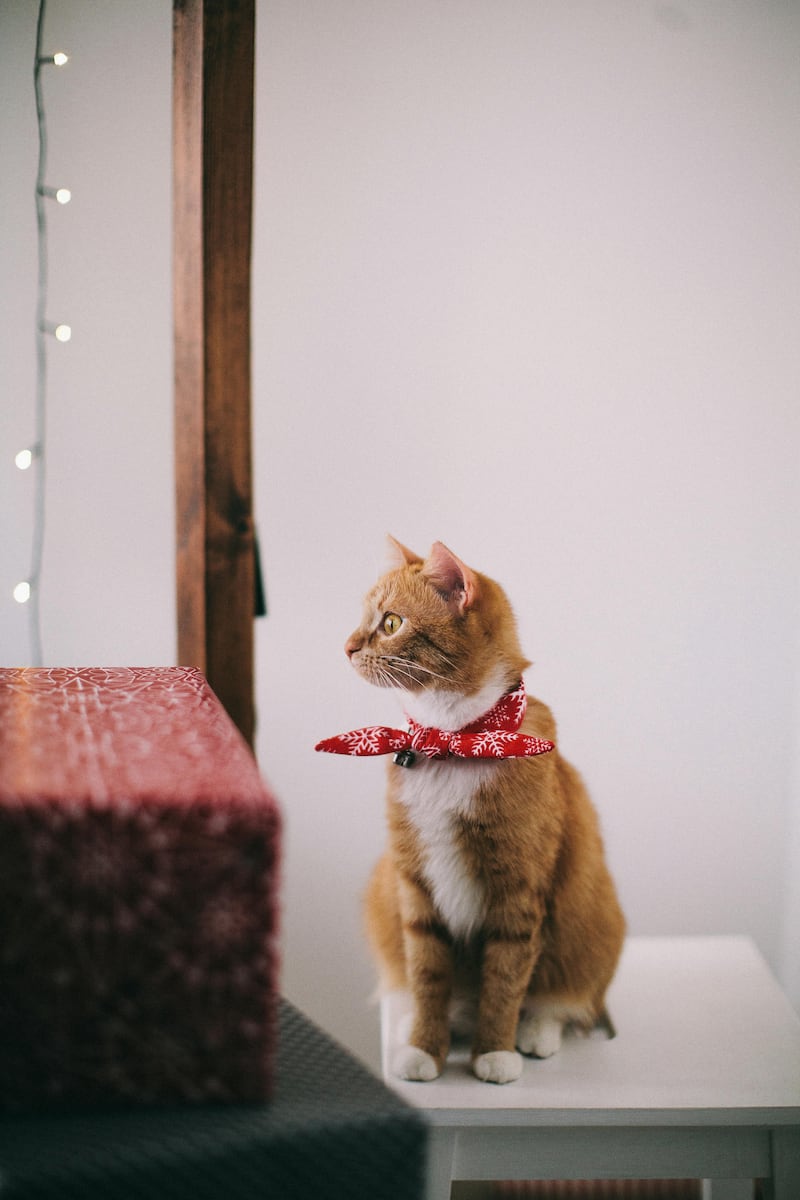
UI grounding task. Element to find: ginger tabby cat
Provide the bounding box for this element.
[325,538,625,1084]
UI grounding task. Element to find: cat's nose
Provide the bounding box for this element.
[345,634,362,658]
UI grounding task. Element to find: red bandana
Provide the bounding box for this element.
[315,680,555,764]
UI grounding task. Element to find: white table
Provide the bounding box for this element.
[381,937,800,1200]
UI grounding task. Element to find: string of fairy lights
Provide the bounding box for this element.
[13,0,71,665]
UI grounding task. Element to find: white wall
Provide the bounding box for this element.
[253,0,800,1068]
[1,1,798,1076]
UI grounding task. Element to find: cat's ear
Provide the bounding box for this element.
[423,542,478,613]
[386,535,423,570]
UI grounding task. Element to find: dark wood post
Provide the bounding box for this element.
[173,0,256,746]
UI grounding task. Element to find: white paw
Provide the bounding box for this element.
[516,1014,563,1058]
[393,1044,440,1082]
[472,1050,523,1084]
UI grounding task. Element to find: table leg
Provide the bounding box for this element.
[701,1181,753,1199]
[426,1128,457,1200]
[768,1128,800,1200]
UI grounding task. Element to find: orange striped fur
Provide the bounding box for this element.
[353,540,625,1083]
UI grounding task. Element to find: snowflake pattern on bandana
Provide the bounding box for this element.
[457,729,525,757]
[315,680,554,761]
[335,727,410,756]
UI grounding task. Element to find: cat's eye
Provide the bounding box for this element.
[383,613,403,635]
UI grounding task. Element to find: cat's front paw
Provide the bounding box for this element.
[393,1044,441,1082]
[516,1014,563,1059]
[472,1050,523,1084]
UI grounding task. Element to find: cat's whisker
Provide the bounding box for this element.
[382,663,423,688]
[374,665,398,689]
[383,664,442,691]
[382,656,451,687]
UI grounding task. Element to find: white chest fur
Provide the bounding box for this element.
[396,756,496,939]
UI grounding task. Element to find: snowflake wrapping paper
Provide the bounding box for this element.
[0,667,281,1112]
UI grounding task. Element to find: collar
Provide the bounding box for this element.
[315,679,554,766]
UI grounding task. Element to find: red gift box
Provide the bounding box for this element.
[0,667,281,1111]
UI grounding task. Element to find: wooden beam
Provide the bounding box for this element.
[173,0,256,746]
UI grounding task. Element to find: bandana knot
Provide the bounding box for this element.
[315,679,555,765]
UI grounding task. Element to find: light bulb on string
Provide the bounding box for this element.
[37,51,68,67]
[40,320,72,342]
[15,443,42,471]
[13,582,32,605]
[38,185,71,205]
